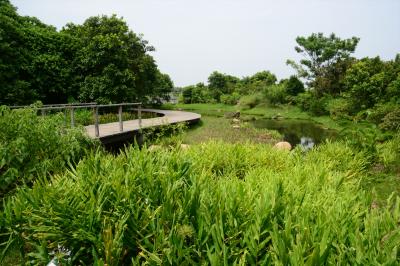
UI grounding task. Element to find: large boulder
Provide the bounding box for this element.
[274,141,292,151]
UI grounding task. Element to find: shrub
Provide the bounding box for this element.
[327,98,351,120]
[0,106,97,196]
[380,108,400,131]
[264,84,288,105]
[285,75,305,96]
[2,141,399,264]
[295,92,313,111]
[238,93,263,109]
[377,133,400,169]
[296,92,329,116]
[220,92,240,105]
[367,103,398,124]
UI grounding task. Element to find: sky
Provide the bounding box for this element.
[11,0,400,87]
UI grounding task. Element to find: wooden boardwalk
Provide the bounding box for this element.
[85,109,201,139]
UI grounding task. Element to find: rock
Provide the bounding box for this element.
[232,125,240,129]
[232,118,240,124]
[224,111,240,119]
[180,144,190,149]
[274,141,292,151]
[272,114,284,120]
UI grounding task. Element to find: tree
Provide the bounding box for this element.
[284,76,304,96]
[207,71,239,101]
[344,56,400,111]
[62,15,160,103]
[287,33,359,96]
[248,71,277,86]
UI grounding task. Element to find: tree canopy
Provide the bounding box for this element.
[287,33,359,96]
[0,1,173,105]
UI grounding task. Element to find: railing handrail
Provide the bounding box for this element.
[9,102,97,109]
[9,102,142,111]
[8,102,143,138]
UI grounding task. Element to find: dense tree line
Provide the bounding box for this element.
[180,33,399,131]
[180,71,304,104]
[0,0,173,105]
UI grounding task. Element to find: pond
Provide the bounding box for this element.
[252,119,337,149]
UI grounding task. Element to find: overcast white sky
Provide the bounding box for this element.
[11,0,400,87]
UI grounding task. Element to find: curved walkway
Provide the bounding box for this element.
[85,109,201,139]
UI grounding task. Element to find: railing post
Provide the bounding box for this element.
[138,104,142,131]
[41,109,45,116]
[118,105,123,132]
[64,109,67,127]
[70,107,75,127]
[95,106,99,137]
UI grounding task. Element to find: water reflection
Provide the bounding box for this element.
[300,137,314,151]
[252,119,337,149]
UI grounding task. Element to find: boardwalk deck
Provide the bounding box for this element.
[85,109,201,139]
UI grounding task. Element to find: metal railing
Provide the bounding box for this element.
[10,103,142,138]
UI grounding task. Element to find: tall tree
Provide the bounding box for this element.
[207,71,239,101]
[62,15,160,103]
[287,33,359,96]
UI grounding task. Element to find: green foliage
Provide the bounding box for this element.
[380,109,400,132]
[287,33,359,96]
[180,83,212,104]
[295,92,329,116]
[220,92,240,105]
[2,141,400,264]
[0,106,97,197]
[285,75,305,96]
[343,56,400,115]
[377,133,400,169]
[264,84,288,106]
[327,98,351,120]
[0,1,76,104]
[208,71,239,101]
[0,2,172,105]
[340,127,380,160]
[185,70,278,104]
[238,93,263,109]
[367,103,398,124]
[344,57,386,111]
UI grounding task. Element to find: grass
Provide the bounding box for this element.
[181,116,282,145]
[167,103,379,132]
[2,141,399,264]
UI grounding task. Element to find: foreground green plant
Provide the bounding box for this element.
[0,106,97,197]
[1,141,399,265]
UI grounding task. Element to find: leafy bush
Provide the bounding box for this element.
[327,98,351,120]
[296,92,329,116]
[380,108,400,131]
[0,106,97,196]
[238,93,263,109]
[295,92,313,111]
[285,75,305,96]
[377,134,400,169]
[2,141,400,264]
[220,92,240,105]
[367,103,398,125]
[264,84,288,105]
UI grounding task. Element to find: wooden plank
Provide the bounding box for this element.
[84,109,201,139]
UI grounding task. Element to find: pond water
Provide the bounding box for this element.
[252,119,337,149]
